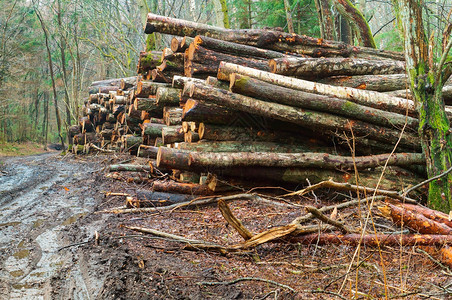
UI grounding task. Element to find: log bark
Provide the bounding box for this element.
[134,97,162,116]
[171,36,195,53]
[379,203,452,235]
[161,125,185,144]
[145,13,404,60]
[137,145,159,158]
[218,62,416,116]
[187,151,424,170]
[397,203,452,228]
[172,75,205,89]
[128,190,196,207]
[109,164,151,172]
[269,57,405,78]
[291,233,452,246]
[158,52,185,72]
[176,140,338,154]
[163,107,183,126]
[188,82,421,150]
[136,80,170,98]
[319,74,409,92]
[91,77,136,87]
[156,87,182,106]
[182,99,238,125]
[194,35,288,59]
[230,74,417,129]
[157,147,421,189]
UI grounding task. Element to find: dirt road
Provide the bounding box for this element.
[0,153,108,299]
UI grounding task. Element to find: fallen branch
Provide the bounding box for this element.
[305,206,356,233]
[218,199,253,240]
[197,277,296,293]
[283,179,418,204]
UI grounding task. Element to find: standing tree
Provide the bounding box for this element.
[393,1,452,212]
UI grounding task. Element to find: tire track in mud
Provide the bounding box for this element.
[0,153,108,299]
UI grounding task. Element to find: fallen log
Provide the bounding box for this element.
[218,62,415,116]
[127,190,196,207]
[269,57,405,78]
[230,74,417,129]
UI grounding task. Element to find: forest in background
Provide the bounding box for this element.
[0,0,449,146]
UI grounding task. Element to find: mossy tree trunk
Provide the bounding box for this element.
[393,0,452,212]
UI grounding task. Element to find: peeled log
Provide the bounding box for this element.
[187,151,424,170]
[319,74,409,92]
[269,57,405,78]
[189,82,420,150]
[218,62,415,116]
[230,74,417,129]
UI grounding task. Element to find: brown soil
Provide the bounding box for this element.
[1,153,451,299]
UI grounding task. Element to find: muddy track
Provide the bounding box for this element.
[0,153,110,300]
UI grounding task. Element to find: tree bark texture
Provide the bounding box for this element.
[218,62,416,116]
[269,57,405,79]
[230,74,417,129]
[319,74,409,92]
[188,82,421,150]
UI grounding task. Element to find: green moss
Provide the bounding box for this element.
[146,34,156,52]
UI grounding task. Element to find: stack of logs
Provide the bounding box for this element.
[70,13,452,198]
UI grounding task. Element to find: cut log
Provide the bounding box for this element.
[120,76,138,90]
[172,75,205,89]
[158,52,184,72]
[161,125,185,144]
[188,82,420,150]
[109,164,151,172]
[128,190,196,207]
[163,107,183,126]
[176,140,338,154]
[291,233,452,246]
[136,80,170,98]
[145,13,404,60]
[137,145,159,158]
[378,203,452,235]
[134,97,162,116]
[218,62,415,116]
[156,87,182,106]
[319,74,409,92]
[171,36,195,52]
[182,99,238,125]
[194,35,288,59]
[187,151,424,170]
[122,135,143,152]
[184,131,199,143]
[397,203,452,228]
[230,74,417,129]
[187,44,270,75]
[269,57,405,78]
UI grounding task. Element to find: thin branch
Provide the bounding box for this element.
[197,277,296,293]
[403,165,452,196]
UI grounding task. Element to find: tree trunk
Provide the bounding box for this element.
[283,0,294,33]
[269,57,405,78]
[393,0,452,212]
[315,0,336,40]
[230,74,417,129]
[218,62,416,116]
[333,0,376,48]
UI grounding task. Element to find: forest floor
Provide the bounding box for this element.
[0,153,451,299]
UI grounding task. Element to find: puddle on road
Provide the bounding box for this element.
[61,212,87,225]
